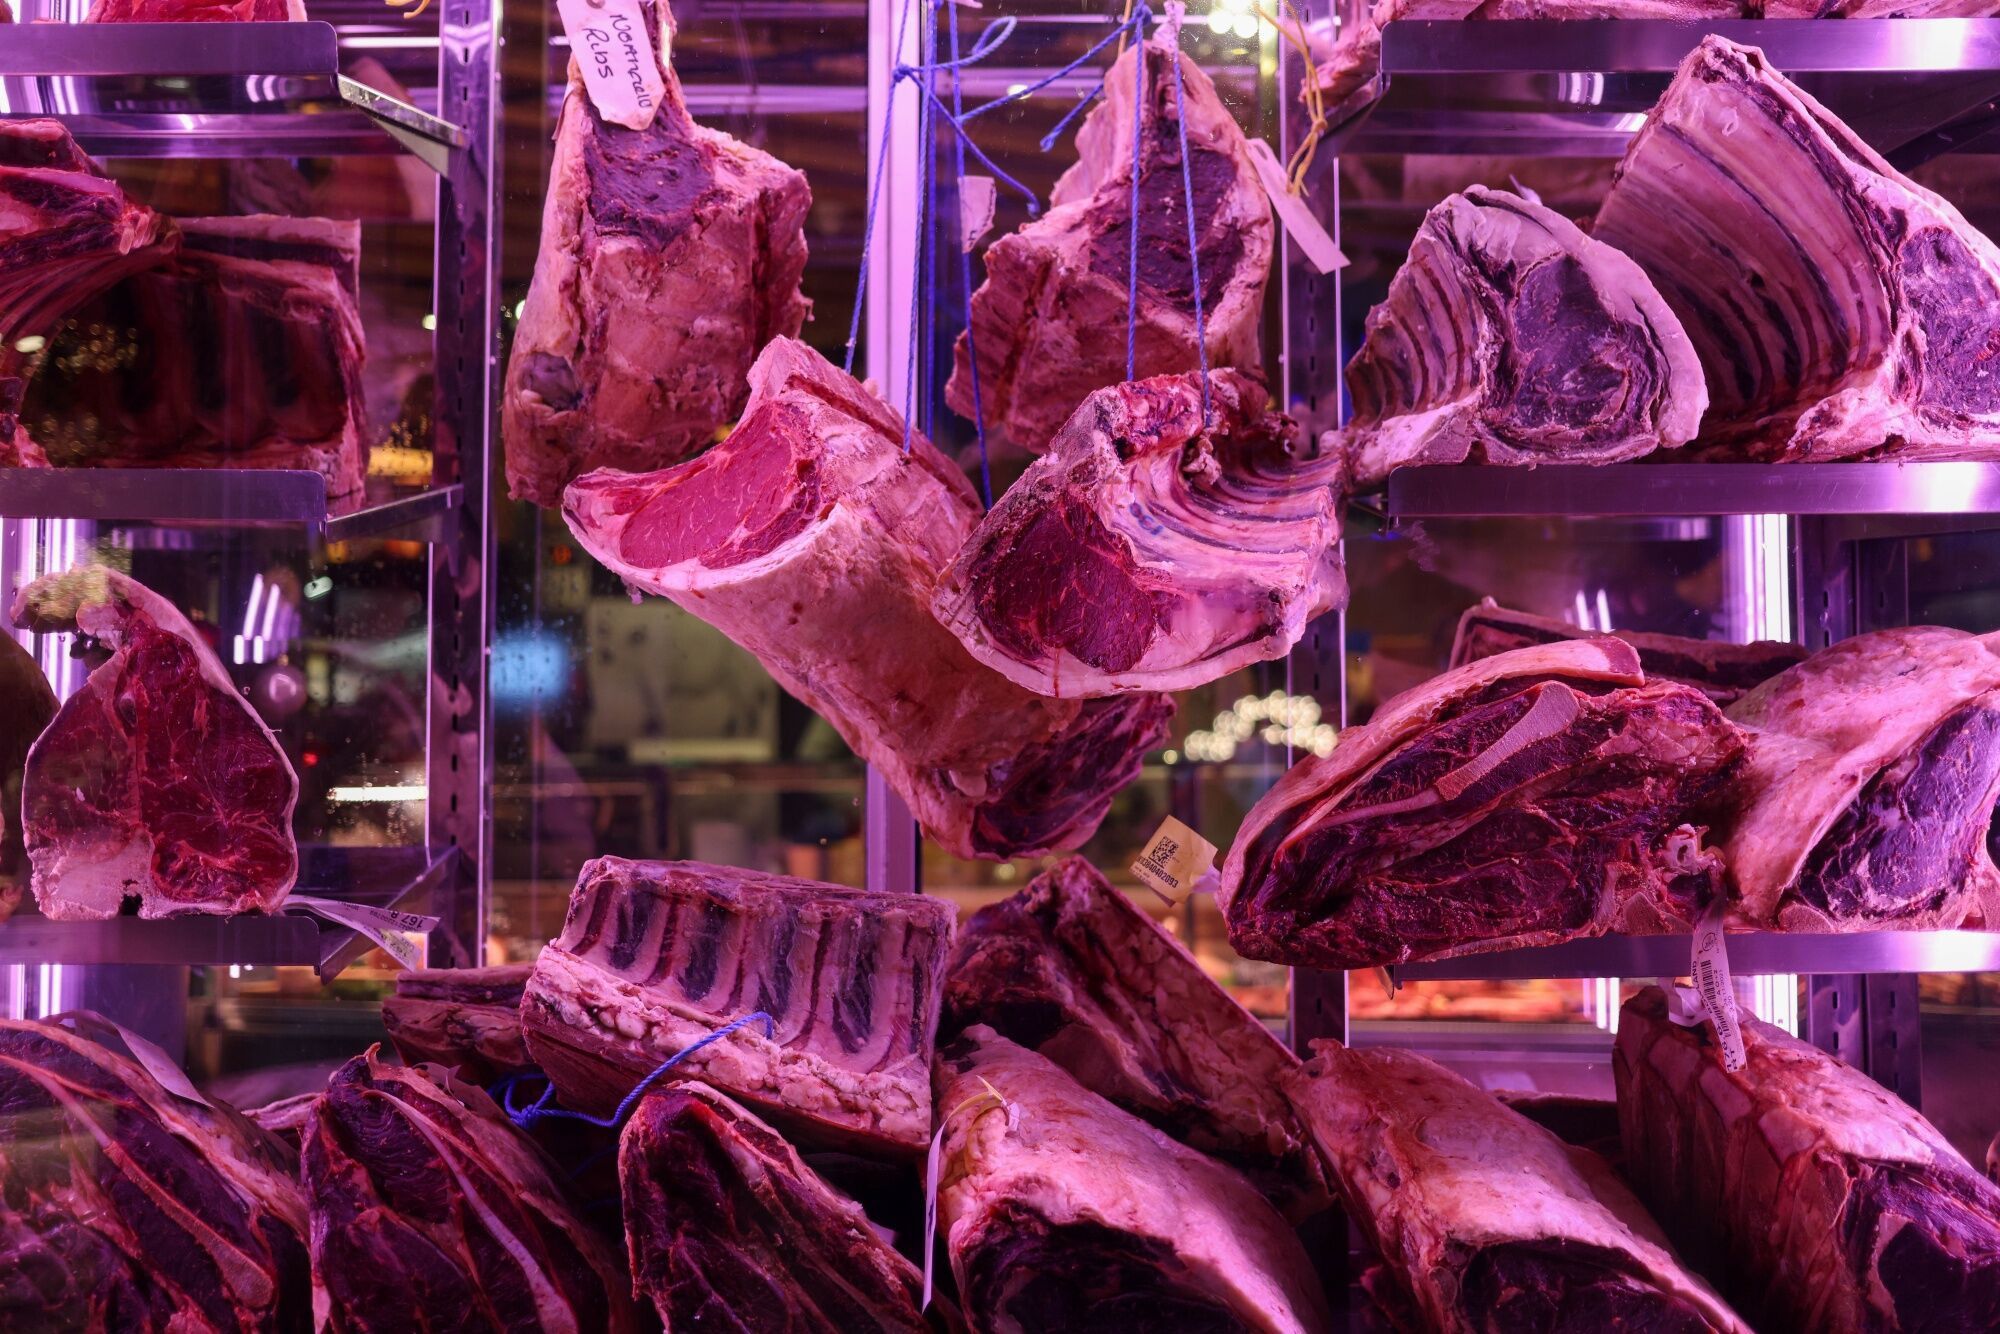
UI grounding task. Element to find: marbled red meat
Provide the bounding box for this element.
[382,964,534,1082]
[85,0,304,18]
[0,633,56,923]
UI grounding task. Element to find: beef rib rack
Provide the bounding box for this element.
[945,30,1272,454]
[505,0,811,506]
[563,337,1174,860]
[1597,36,2000,461]
[11,566,299,920]
[1617,986,2000,1332]
[932,371,1346,697]
[1336,186,1706,492]
[1219,639,1748,969]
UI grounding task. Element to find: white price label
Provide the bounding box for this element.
[557,0,667,131]
[959,175,996,252]
[1689,898,1746,1072]
[287,896,440,972]
[1245,139,1346,276]
[1130,816,1218,907]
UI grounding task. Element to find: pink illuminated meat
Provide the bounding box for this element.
[85,0,305,19]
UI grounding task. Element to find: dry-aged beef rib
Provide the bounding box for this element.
[1722,626,2000,930]
[563,337,1173,860]
[1617,987,2000,1332]
[942,856,1332,1221]
[621,1082,946,1331]
[0,633,56,922]
[505,0,810,506]
[1219,639,1748,968]
[1285,1042,1750,1333]
[12,566,298,920]
[1597,37,2000,461]
[946,32,1271,455]
[1336,186,1704,491]
[523,856,955,1155]
[382,963,534,1082]
[0,1014,311,1332]
[934,1028,1329,1333]
[1451,598,1807,705]
[301,1049,638,1334]
[933,371,1345,697]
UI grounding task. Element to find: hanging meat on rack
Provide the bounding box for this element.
[382,962,534,1081]
[1721,626,2000,931]
[505,0,811,506]
[11,566,300,920]
[1597,36,2000,461]
[563,337,1174,861]
[932,371,1345,698]
[946,29,1272,455]
[0,1013,312,1332]
[1335,186,1706,492]
[942,856,1332,1221]
[300,1049,639,1333]
[1451,598,1808,705]
[522,856,956,1156]
[1617,986,2000,1332]
[85,0,305,16]
[0,633,56,923]
[1218,639,1749,969]
[1285,1042,1751,1333]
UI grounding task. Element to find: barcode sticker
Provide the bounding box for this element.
[286,896,439,972]
[1245,139,1347,275]
[557,0,667,131]
[1131,817,1218,906]
[1690,898,1746,1072]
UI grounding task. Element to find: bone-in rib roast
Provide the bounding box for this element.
[1722,626,2000,931]
[12,566,299,920]
[943,856,1331,1221]
[1598,36,2000,461]
[1336,186,1705,492]
[1618,987,2000,1332]
[1287,1042,1751,1333]
[935,1027,1330,1333]
[946,31,1272,454]
[932,371,1346,697]
[505,0,811,506]
[563,337,1173,860]
[523,856,955,1156]
[0,632,56,923]
[0,1014,312,1332]
[1219,639,1748,969]
[382,963,534,1082]
[301,1048,638,1333]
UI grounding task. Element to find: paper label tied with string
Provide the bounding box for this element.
[557,0,666,131]
[1664,898,1747,1072]
[1131,816,1218,906]
[1245,139,1346,275]
[287,896,439,972]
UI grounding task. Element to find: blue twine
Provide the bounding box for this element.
[900,0,938,456]
[1039,82,1104,153]
[1168,34,1213,426]
[949,0,993,506]
[959,12,1137,125]
[495,1010,776,1132]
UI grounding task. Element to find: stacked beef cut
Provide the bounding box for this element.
[383,963,535,1082]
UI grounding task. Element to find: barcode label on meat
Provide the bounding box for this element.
[287,896,439,972]
[1690,898,1746,1072]
[1131,817,1217,906]
[1245,139,1347,275]
[558,0,667,131]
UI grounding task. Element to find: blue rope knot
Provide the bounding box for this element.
[494,1010,777,1132]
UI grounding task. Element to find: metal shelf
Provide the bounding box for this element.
[0,469,462,543]
[1391,929,2000,981]
[0,23,464,167]
[1384,462,2000,520]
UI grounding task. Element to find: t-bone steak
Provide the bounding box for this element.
[1285,1041,1751,1333]
[1597,36,2000,461]
[562,337,1174,860]
[505,0,811,506]
[522,856,955,1156]
[1451,598,1807,705]
[1336,185,1705,492]
[934,1027,1329,1333]
[932,371,1346,697]
[620,1082,947,1331]
[1721,626,2000,930]
[1617,986,2000,1332]
[0,632,56,921]
[1219,639,1748,969]
[942,856,1332,1221]
[945,31,1271,455]
[11,566,299,920]
[382,963,534,1082]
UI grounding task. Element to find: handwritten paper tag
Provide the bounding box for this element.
[1674,899,1746,1072]
[287,896,439,972]
[1245,138,1346,275]
[557,0,667,131]
[960,175,996,252]
[1131,816,1218,907]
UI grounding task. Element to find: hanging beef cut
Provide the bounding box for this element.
[946,31,1272,455]
[934,1027,1329,1333]
[1597,36,2000,461]
[12,566,299,920]
[1219,639,1748,969]
[942,856,1331,1221]
[522,856,955,1156]
[0,633,56,922]
[621,1082,946,1331]
[1722,626,2000,930]
[1451,598,1807,705]
[563,337,1173,860]
[505,0,811,506]
[1617,987,2000,1332]
[932,371,1345,698]
[382,963,534,1082]
[301,1049,638,1334]
[0,1014,311,1332]
[1336,186,1705,492]
[1285,1042,1750,1333]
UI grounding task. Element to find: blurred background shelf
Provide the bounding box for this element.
[0,470,462,543]
[1391,929,2000,980]
[1384,462,2000,519]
